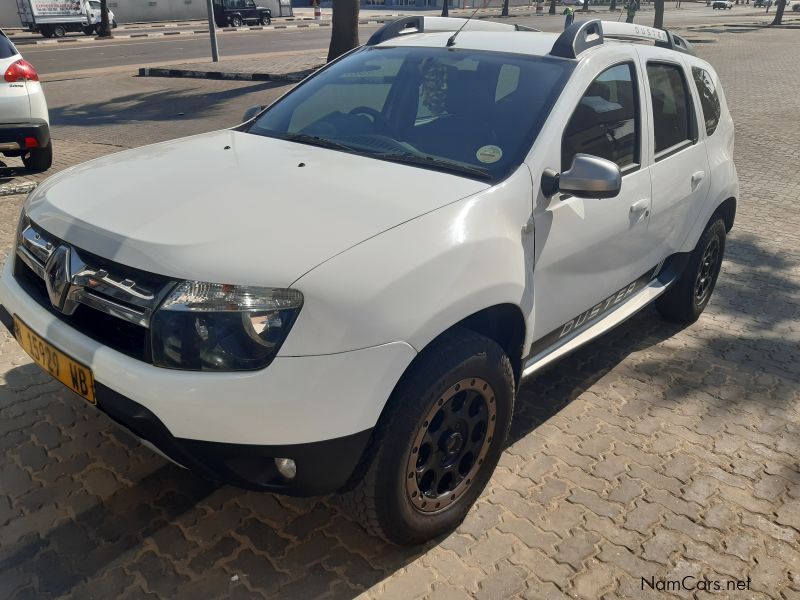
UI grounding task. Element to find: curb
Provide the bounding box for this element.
[138,65,321,82]
[0,182,37,198]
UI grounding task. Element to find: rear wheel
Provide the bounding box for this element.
[22,143,53,173]
[52,24,67,38]
[82,26,95,35]
[341,329,514,545]
[656,217,726,324]
[231,15,244,27]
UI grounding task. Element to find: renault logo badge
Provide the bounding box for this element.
[43,245,81,315]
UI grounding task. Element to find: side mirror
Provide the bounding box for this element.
[541,154,622,199]
[242,105,264,123]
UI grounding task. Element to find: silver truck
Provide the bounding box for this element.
[16,0,116,38]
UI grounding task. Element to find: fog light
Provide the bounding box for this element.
[274,457,297,480]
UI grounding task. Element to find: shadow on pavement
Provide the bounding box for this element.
[49,80,287,128]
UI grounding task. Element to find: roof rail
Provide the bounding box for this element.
[550,20,695,59]
[366,16,539,46]
[366,16,425,46]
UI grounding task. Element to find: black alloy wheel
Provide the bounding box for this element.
[406,377,496,513]
[694,235,720,306]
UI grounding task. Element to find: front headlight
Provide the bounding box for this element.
[151,282,303,371]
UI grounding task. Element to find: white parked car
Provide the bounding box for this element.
[0,18,737,544]
[712,0,733,8]
[0,30,51,171]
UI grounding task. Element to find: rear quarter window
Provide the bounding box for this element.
[692,67,721,136]
[0,34,18,60]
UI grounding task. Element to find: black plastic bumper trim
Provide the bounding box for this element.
[0,119,51,148]
[0,304,371,496]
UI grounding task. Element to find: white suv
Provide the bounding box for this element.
[0,30,52,172]
[0,18,737,544]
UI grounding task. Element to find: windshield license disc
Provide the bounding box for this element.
[476,145,502,164]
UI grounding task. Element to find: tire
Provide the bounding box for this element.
[22,143,53,173]
[260,14,271,25]
[53,24,67,38]
[82,26,95,35]
[656,217,726,324]
[341,329,515,545]
[231,15,244,27]
[40,26,53,38]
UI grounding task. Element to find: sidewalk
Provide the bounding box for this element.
[139,51,326,82]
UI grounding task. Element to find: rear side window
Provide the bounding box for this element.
[692,67,721,136]
[647,63,695,155]
[562,62,640,171]
[0,34,17,60]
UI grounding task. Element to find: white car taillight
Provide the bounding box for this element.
[4,59,39,83]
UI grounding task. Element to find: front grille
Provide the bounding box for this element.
[12,220,177,363]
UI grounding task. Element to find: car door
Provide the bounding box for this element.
[529,58,662,353]
[636,48,711,259]
[243,0,257,21]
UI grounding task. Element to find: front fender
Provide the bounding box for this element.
[280,167,534,356]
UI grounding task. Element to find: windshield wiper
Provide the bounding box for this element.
[369,152,493,180]
[280,133,355,152]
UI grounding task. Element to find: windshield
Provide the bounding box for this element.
[248,46,573,181]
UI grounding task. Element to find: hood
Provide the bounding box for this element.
[26,130,488,286]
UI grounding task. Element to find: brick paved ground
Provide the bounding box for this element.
[0,27,799,599]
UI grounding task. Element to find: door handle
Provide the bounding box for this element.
[630,199,650,216]
[691,171,705,184]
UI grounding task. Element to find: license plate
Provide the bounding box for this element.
[13,315,96,405]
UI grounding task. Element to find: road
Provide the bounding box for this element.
[19,4,791,77]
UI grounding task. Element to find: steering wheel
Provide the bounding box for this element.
[348,106,390,131]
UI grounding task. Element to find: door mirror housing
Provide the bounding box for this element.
[242,105,264,123]
[542,154,622,199]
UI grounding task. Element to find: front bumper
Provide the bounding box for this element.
[0,119,50,153]
[0,256,416,494]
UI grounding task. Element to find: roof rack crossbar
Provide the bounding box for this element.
[550,20,696,59]
[366,16,539,46]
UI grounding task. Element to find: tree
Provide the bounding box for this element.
[98,0,112,37]
[771,0,787,24]
[327,0,360,62]
[654,0,665,28]
[441,0,449,17]
[549,0,557,14]
[582,0,589,11]
[502,0,510,16]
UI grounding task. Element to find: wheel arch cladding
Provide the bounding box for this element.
[715,196,737,232]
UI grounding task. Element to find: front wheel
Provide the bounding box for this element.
[260,14,271,25]
[656,217,726,324]
[341,329,515,545]
[22,143,53,173]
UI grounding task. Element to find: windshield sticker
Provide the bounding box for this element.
[476,145,503,164]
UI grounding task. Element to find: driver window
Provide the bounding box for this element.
[561,62,640,171]
[288,58,402,133]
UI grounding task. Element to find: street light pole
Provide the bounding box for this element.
[205,0,220,62]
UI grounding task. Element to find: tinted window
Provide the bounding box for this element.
[692,67,721,136]
[647,63,694,154]
[0,34,17,60]
[562,63,639,170]
[250,47,574,181]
